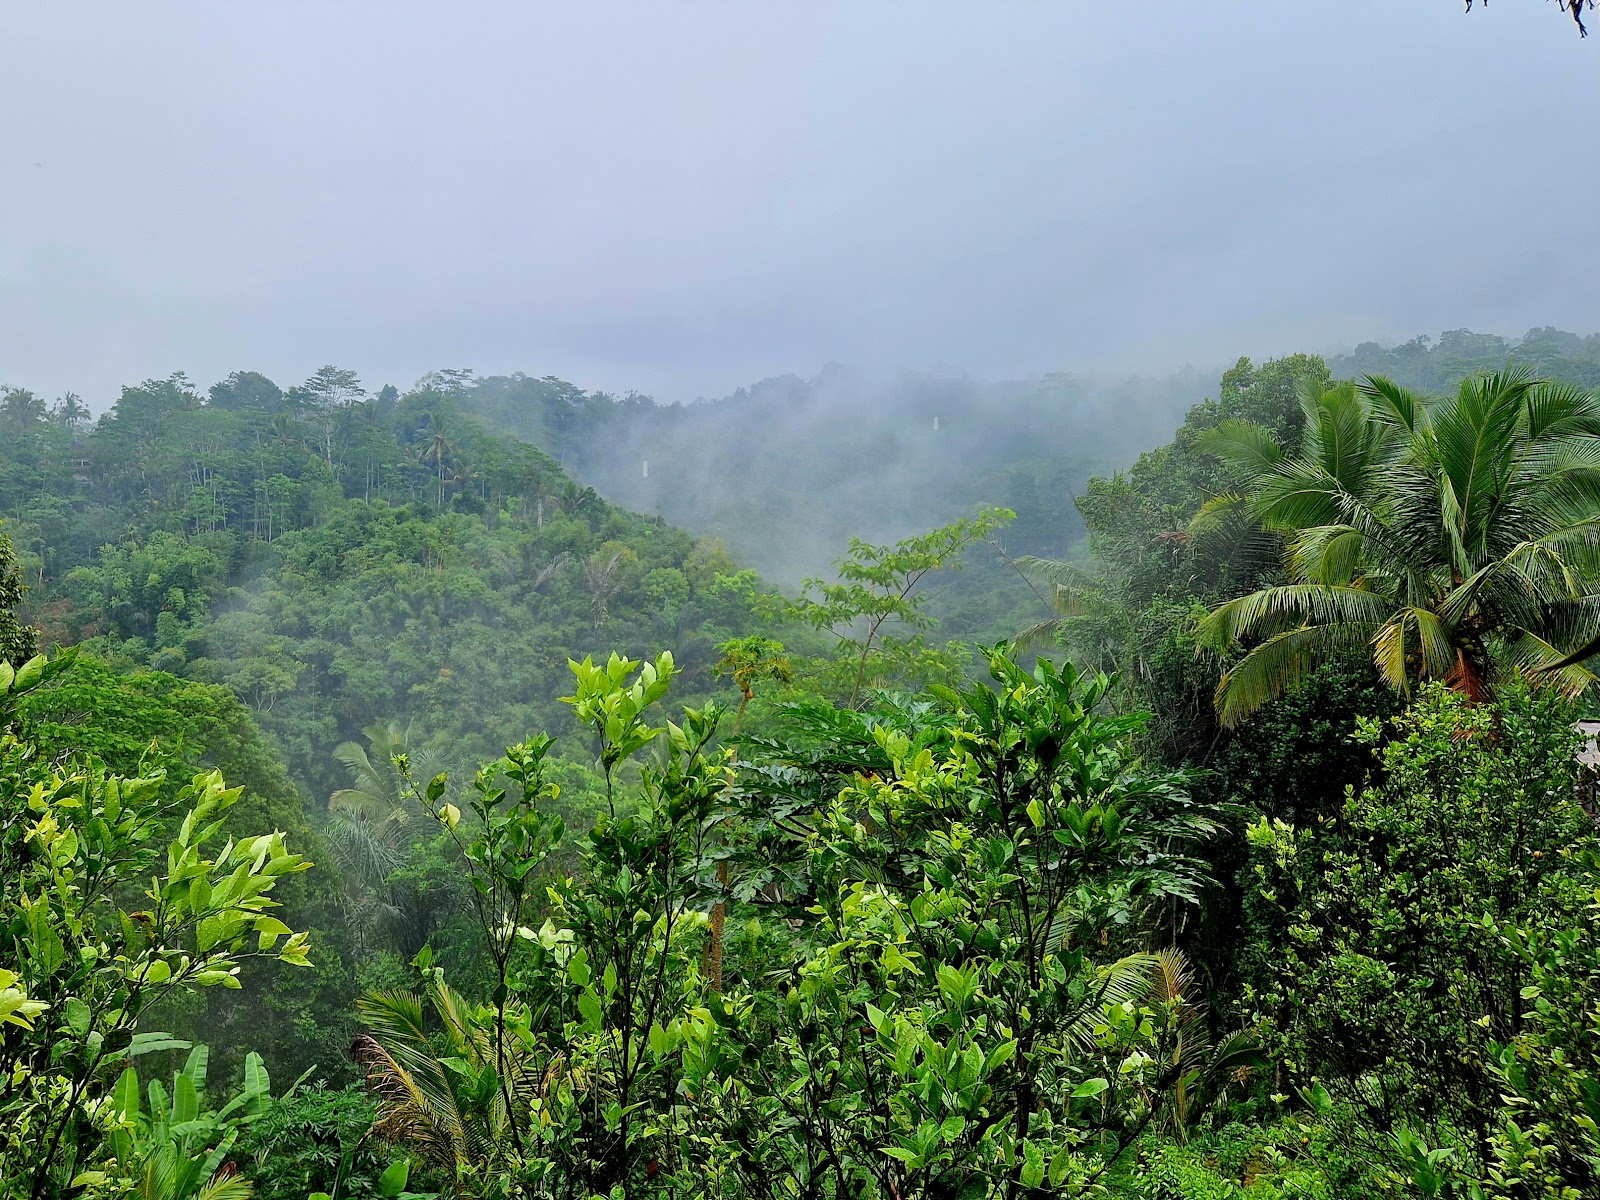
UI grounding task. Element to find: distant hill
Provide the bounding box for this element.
[0,370,776,803]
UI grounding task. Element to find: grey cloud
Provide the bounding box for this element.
[0,1,1594,406]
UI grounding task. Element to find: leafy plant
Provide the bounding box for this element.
[1244,681,1599,1188]
[0,650,313,1199]
[784,508,1014,704]
[102,1043,281,1200]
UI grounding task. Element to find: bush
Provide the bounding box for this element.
[1244,680,1600,1191]
[236,1086,391,1200]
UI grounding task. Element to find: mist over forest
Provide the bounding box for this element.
[7,4,1600,1200]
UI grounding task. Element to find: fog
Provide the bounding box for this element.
[2,2,1596,409]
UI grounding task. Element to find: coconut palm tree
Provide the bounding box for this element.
[1195,369,1600,726]
[0,386,47,436]
[52,392,90,437]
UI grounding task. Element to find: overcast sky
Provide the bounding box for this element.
[1,2,1596,407]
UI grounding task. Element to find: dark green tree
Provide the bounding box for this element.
[0,528,38,666]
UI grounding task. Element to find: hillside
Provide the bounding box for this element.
[0,370,778,804]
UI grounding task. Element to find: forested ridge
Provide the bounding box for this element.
[4,329,1600,1199]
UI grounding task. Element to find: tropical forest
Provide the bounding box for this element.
[5,326,1600,1200]
[5,5,1600,1200]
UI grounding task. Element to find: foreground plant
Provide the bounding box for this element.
[0,651,313,1199]
[1246,681,1600,1196]
[726,651,1220,1198]
[354,648,1227,1199]
[103,1043,284,1200]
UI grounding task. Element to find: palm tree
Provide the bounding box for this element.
[1195,369,1600,726]
[582,547,629,633]
[353,977,544,1187]
[1140,949,1264,1143]
[326,724,437,955]
[52,392,90,438]
[415,421,453,508]
[0,386,47,436]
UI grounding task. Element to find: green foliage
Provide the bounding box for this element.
[1333,329,1600,395]
[1111,1117,1354,1199]
[0,650,312,1198]
[1245,682,1600,1195]
[352,649,1219,1200]
[1,369,778,812]
[0,525,40,666]
[1071,355,1332,617]
[102,1043,279,1200]
[1022,354,1336,765]
[784,507,1014,704]
[11,653,356,1085]
[235,1085,399,1200]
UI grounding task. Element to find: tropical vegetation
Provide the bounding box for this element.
[4,335,1600,1199]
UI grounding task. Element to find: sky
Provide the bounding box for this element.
[1,1,1597,408]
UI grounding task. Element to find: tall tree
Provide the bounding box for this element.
[207,371,283,414]
[49,392,89,435]
[1196,369,1600,725]
[0,529,39,666]
[0,387,48,436]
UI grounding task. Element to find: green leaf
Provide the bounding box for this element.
[242,1051,269,1099]
[112,1067,141,1121]
[1049,1142,1074,1188]
[128,1032,192,1057]
[984,1040,1018,1075]
[64,997,91,1039]
[568,950,591,987]
[377,1160,411,1197]
[1020,1141,1046,1189]
[577,990,603,1030]
[173,1069,199,1125]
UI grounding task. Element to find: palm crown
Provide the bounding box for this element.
[1195,368,1600,726]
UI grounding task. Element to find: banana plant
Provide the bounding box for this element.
[106,1044,280,1200]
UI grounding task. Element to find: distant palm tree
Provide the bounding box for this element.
[327,724,437,954]
[0,386,47,435]
[415,420,453,508]
[265,412,302,448]
[582,548,627,632]
[52,392,89,436]
[1195,370,1600,725]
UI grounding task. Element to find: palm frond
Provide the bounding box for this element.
[1214,622,1373,728]
[1196,584,1388,651]
[1288,525,1365,586]
[1522,380,1600,440]
[1357,374,1429,435]
[1504,629,1600,697]
[1372,608,1457,693]
[1063,953,1159,1055]
[1195,421,1283,480]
